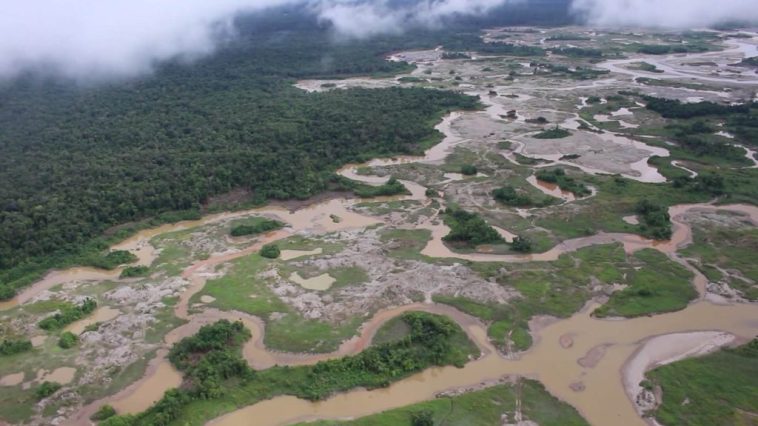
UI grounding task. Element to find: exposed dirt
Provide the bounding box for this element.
[272,228,517,322]
[3,26,758,426]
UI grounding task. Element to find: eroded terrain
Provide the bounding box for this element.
[1,27,757,426]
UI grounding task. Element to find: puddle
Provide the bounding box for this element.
[30,335,47,347]
[36,367,76,385]
[0,268,121,311]
[611,107,633,116]
[288,272,337,291]
[65,306,121,335]
[441,172,489,183]
[0,373,24,387]
[492,226,517,243]
[280,248,324,261]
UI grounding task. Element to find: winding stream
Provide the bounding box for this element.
[210,301,757,426]
[64,140,757,426]
[598,38,758,86]
[11,35,758,426]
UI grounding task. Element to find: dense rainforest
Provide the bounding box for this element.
[0,4,574,296]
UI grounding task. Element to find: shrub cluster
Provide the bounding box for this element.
[635,200,672,240]
[260,244,281,259]
[38,298,97,330]
[34,381,62,400]
[535,169,591,197]
[0,338,32,356]
[119,266,150,278]
[58,332,78,349]
[492,186,538,207]
[229,219,283,237]
[533,127,571,139]
[443,208,504,246]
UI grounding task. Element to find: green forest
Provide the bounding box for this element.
[0,19,481,297]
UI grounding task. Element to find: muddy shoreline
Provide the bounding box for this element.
[8,29,758,426]
[66,146,757,426]
[18,106,758,426]
[621,331,741,420]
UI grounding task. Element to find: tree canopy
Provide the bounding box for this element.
[0,23,478,297]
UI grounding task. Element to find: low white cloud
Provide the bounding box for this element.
[5,0,757,82]
[0,0,301,81]
[0,0,515,81]
[316,0,515,38]
[571,0,758,29]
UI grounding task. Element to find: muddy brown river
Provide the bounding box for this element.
[36,108,758,425]
[63,178,757,426]
[17,39,758,424]
[209,302,757,426]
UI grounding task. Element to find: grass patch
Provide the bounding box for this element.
[535,173,707,241]
[120,265,150,278]
[355,200,424,216]
[299,379,588,426]
[150,230,195,276]
[330,266,370,289]
[432,295,533,352]
[77,351,157,403]
[593,249,696,318]
[194,253,362,353]
[630,62,664,73]
[22,299,75,315]
[0,384,36,423]
[439,244,695,351]
[492,185,554,208]
[646,339,758,426]
[229,217,283,237]
[681,221,758,300]
[264,314,364,353]
[379,229,435,262]
[371,316,412,346]
[636,77,710,91]
[195,254,288,317]
[278,235,344,255]
[38,298,97,331]
[342,177,410,198]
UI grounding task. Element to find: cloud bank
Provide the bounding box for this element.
[3,0,757,82]
[571,0,758,29]
[0,0,514,81]
[316,0,513,38]
[0,0,299,81]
